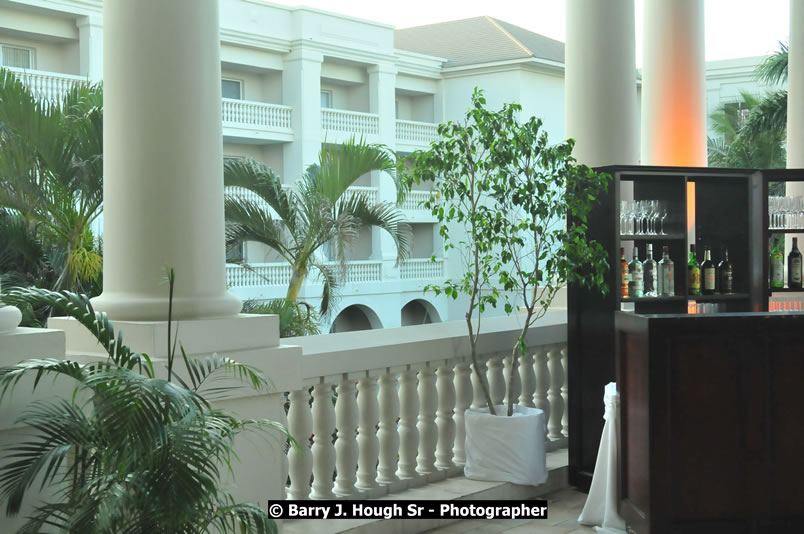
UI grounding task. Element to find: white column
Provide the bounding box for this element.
[368,63,401,274]
[641,0,707,166]
[334,376,358,496]
[565,0,638,166]
[356,373,380,491]
[311,381,336,499]
[287,388,313,500]
[416,364,438,474]
[283,47,323,183]
[76,14,103,82]
[788,0,804,168]
[434,362,456,469]
[377,371,400,484]
[396,366,419,479]
[452,361,472,465]
[93,0,240,320]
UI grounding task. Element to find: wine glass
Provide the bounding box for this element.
[647,200,660,235]
[657,201,669,235]
[620,200,629,235]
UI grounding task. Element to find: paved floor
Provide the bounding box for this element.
[423,488,596,534]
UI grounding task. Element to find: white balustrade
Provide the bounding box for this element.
[341,186,379,207]
[8,67,87,103]
[400,258,445,280]
[561,347,569,438]
[402,190,433,211]
[222,98,292,131]
[322,108,380,135]
[395,119,440,144]
[225,262,292,288]
[416,364,438,475]
[282,314,568,500]
[323,261,382,284]
[334,375,358,496]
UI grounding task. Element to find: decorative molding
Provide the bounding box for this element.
[219,28,291,54]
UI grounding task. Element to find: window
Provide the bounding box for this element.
[320,90,332,108]
[226,242,245,263]
[1,44,34,69]
[221,79,242,100]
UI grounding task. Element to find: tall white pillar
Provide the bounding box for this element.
[641,0,706,166]
[76,14,103,82]
[788,0,804,168]
[92,0,241,320]
[368,63,400,266]
[283,47,323,183]
[565,0,638,166]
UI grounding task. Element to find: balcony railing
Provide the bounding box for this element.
[322,108,380,136]
[225,185,377,210]
[340,186,378,206]
[401,190,433,211]
[396,119,440,145]
[226,263,292,288]
[282,314,568,500]
[221,98,292,131]
[7,67,88,103]
[323,260,382,284]
[400,258,445,280]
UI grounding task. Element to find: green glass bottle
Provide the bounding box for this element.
[770,238,785,289]
[688,244,701,296]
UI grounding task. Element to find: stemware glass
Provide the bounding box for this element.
[768,197,779,229]
[647,200,659,234]
[657,201,669,235]
[633,200,645,235]
[620,200,629,235]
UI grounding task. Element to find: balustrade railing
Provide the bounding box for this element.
[226,263,292,288]
[322,108,380,136]
[396,119,439,145]
[340,186,378,206]
[323,260,382,284]
[283,314,568,500]
[402,190,433,212]
[8,67,87,103]
[221,98,292,131]
[400,258,445,280]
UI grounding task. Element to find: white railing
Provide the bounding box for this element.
[283,313,568,500]
[341,186,378,206]
[226,263,292,288]
[396,119,440,145]
[7,67,88,103]
[221,98,292,131]
[402,190,433,211]
[323,260,382,284]
[322,108,380,136]
[400,258,445,280]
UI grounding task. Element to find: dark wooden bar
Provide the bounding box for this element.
[615,311,804,534]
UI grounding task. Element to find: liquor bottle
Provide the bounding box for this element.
[659,245,674,296]
[644,244,658,297]
[701,246,716,295]
[628,246,644,298]
[789,237,802,289]
[718,248,734,295]
[620,247,629,297]
[770,238,785,289]
[688,244,701,296]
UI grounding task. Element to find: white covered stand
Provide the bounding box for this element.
[578,382,627,533]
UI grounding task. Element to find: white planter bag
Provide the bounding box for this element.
[464,404,547,486]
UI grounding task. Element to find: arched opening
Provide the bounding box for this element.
[329,304,382,333]
[401,299,441,326]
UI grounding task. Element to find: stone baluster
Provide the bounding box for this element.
[396,366,419,479]
[470,361,487,409]
[287,388,313,500]
[548,346,565,441]
[416,364,438,474]
[334,375,358,496]
[534,348,551,440]
[310,381,335,499]
[377,370,400,485]
[356,372,379,491]
[487,355,505,408]
[503,354,521,409]
[452,361,472,465]
[435,361,456,469]
[518,350,537,408]
[561,345,569,437]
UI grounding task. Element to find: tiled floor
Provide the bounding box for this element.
[423,488,596,534]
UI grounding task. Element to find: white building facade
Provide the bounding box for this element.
[0,0,784,332]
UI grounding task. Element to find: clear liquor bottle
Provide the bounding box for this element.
[644,244,658,297]
[628,246,644,298]
[659,245,674,296]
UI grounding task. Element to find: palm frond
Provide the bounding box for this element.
[755,41,788,86]
[309,137,396,203]
[740,89,787,143]
[337,194,412,262]
[179,349,272,397]
[310,260,341,318]
[224,158,296,232]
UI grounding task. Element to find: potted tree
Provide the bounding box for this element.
[405,89,610,485]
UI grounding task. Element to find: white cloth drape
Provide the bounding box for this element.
[578,382,627,533]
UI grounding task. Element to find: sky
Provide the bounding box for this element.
[266,0,790,66]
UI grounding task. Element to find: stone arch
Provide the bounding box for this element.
[401,298,442,326]
[329,304,383,333]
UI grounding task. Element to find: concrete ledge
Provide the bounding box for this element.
[283,449,569,534]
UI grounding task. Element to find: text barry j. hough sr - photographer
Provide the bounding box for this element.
[267,500,549,520]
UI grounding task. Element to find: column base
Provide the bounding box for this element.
[90,291,242,322]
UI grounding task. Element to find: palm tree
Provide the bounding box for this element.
[224,138,411,316]
[0,285,286,533]
[0,68,103,296]
[740,42,788,144]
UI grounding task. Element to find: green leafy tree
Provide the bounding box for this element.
[0,279,290,533]
[0,69,104,301]
[405,89,610,416]
[224,138,411,316]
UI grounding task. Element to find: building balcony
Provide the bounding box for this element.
[400,257,445,280]
[5,67,87,103]
[395,119,440,152]
[221,98,293,143]
[226,259,384,289]
[322,108,380,144]
[401,189,438,222]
